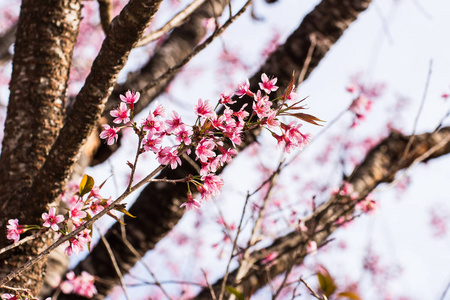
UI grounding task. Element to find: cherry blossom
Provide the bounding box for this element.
[6,219,25,243]
[165,111,183,133]
[99,124,119,145]
[60,271,97,298]
[180,194,201,210]
[259,73,279,94]
[110,102,130,124]
[235,79,253,98]
[141,113,164,136]
[194,98,215,118]
[69,202,87,225]
[42,207,65,231]
[119,90,140,110]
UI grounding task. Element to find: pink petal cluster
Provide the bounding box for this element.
[99,124,119,145]
[6,219,25,243]
[60,271,97,298]
[42,207,65,231]
[119,90,140,110]
[259,73,279,94]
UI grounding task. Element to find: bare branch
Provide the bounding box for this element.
[137,0,208,47]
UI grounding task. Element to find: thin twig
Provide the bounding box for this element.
[300,277,324,300]
[400,60,432,163]
[96,224,130,300]
[0,230,45,255]
[218,189,252,300]
[137,0,208,47]
[0,163,166,286]
[202,269,217,300]
[116,230,173,299]
[233,160,283,287]
[140,0,253,94]
[297,33,317,86]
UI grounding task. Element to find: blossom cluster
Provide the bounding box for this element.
[60,271,97,298]
[346,76,384,128]
[100,74,317,210]
[4,176,106,297]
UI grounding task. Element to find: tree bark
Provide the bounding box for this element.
[194,127,450,299]
[0,0,163,295]
[0,0,82,294]
[68,0,373,298]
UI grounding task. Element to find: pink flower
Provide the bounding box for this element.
[306,240,317,254]
[110,102,130,124]
[42,207,65,231]
[142,134,163,153]
[152,101,166,117]
[99,124,120,145]
[1,294,19,300]
[120,90,140,110]
[165,111,183,133]
[60,271,97,298]
[262,252,278,265]
[180,194,201,210]
[64,237,84,256]
[194,98,215,118]
[6,219,25,243]
[233,104,249,122]
[357,194,378,214]
[174,125,192,145]
[69,202,87,225]
[88,186,102,200]
[219,92,235,105]
[252,90,272,118]
[259,73,278,94]
[157,147,182,169]
[195,139,216,163]
[141,113,164,136]
[235,79,253,98]
[202,174,223,197]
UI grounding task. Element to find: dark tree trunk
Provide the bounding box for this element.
[0,0,82,294]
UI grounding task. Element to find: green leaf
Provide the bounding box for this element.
[317,268,337,297]
[337,291,362,300]
[79,174,95,197]
[114,204,136,218]
[226,286,245,300]
[289,112,324,126]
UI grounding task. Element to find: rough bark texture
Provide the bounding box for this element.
[194,127,450,299]
[23,0,163,227]
[0,0,163,295]
[0,0,82,294]
[67,0,373,298]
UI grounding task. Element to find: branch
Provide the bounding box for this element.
[24,0,164,223]
[136,0,208,47]
[93,0,230,165]
[67,0,374,297]
[193,127,450,299]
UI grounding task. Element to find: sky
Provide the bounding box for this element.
[1,0,450,299]
[84,0,450,299]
